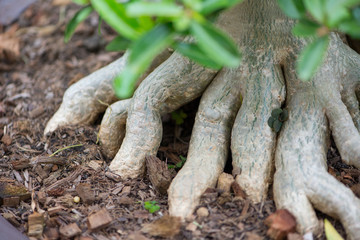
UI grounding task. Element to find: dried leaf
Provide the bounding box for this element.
[141,215,181,238]
[264,209,296,240]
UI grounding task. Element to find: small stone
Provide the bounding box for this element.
[87,208,113,231]
[196,207,209,218]
[217,172,234,193]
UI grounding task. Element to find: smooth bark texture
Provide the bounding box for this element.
[46,0,360,238]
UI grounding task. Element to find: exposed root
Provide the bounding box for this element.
[109,52,217,178]
[231,61,285,203]
[98,99,130,159]
[168,68,242,219]
[44,50,171,135]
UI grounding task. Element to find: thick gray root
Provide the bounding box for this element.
[168,68,242,219]
[98,99,130,159]
[231,61,285,202]
[44,50,171,135]
[274,35,360,238]
[109,52,217,178]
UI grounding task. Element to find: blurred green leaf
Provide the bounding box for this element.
[279,109,288,122]
[90,0,140,39]
[339,20,360,38]
[200,0,243,15]
[126,2,183,17]
[114,24,174,98]
[324,219,344,240]
[64,5,93,43]
[72,0,89,5]
[106,36,131,51]
[292,19,320,37]
[271,108,283,118]
[267,116,275,128]
[325,4,351,27]
[273,120,282,132]
[190,21,241,68]
[171,109,188,125]
[175,42,222,69]
[304,0,325,23]
[144,201,160,213]
[277,0,305,19]
[353,6,360,23]
[297,35,329,81]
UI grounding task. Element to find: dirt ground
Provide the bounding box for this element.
[1,1,360,239]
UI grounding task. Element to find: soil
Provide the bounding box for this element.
[1,1,360,239]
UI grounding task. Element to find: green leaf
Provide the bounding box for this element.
[199,0,244,15]
[297,35,329,81]
[175,42,222,69]
[292,19,320,37]
[277,0,305,19]
[325,5,351,27]
[324,219,344,240]
[303,0,326,23]
[267,116,275,128]
[72,0,89,5]
[144,201,160,213]
[273,120,283,133]
[113,68,138,99]
[90,0,140,39]
[279,109,289,122]
[114,24,174,98]
[106,36,131,51]
[338,20,360,38]
[64,6,93,43]
[126,2,183,17]
[271,108,283,118]
[190,21,241,68]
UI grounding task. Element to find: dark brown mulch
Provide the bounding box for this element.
[0,1,359,239]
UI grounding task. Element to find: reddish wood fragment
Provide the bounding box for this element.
[264,209,296,240]
[3,196,20,207]
[76,183,95,204]
[141,215,181,238]
[120,186,131,196]
[37,190,46,204]
[145,155,176,195]
[59,222,81,238]
[105,171,122,182]
[47,187,64,197]
[29,106,44,118]
[11,159,31,170]
[231,181,247,199]
[87,208,113,231]
[28,212,45,237]
[118,196,133,205]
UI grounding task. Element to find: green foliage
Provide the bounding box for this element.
[171,109,188,125]
[144,201,160,213]
[278,0,360,81]
[64,5,93,42]
[66,0,360,95]
[168,155,187,169]
[68,0,243,98]
[268,108,288,133]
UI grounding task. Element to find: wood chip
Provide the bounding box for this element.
[145,155,176,195]
[231,181,247,199]
[28,212,44,237]
[44,227,59,240]
[141,215,181,238]
[87,160,102,171]
[1,134,12,145]
[59,222,81,238]
[76,183,95,204]
[105,171,122,182]
[0,179,30,206]
[217,172,234,193]
[48,205,64,216]
[87,208,113,231]
[264,209,296,240]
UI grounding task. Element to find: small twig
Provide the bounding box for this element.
[46,167,84,190]
[49,144,83,157]
[16,143,42,153]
